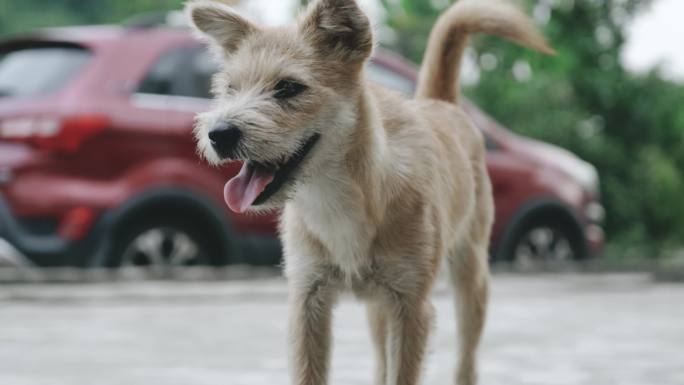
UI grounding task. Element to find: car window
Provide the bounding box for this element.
[0,45,90,98]
[483,132,499,151]
[189,49,217,99]
[366,63,415,96]
[138,46,218,99]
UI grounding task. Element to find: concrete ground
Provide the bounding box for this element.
[0,273,682,385]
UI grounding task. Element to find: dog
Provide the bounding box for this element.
[185,0,553,384]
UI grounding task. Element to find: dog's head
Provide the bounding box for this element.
[186,0,374,213]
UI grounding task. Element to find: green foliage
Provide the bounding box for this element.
[0,0,183,37]
[381,0,684,256]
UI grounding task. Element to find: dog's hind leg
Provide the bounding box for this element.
[367,301,389,385]
[447,242,490,385]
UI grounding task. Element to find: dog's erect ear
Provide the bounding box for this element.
[299,0,374,63]
[185,0,257,54]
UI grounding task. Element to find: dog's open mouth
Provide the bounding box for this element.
[223,134,320,213]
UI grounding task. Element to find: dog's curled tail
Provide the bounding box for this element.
[416,0,555,104]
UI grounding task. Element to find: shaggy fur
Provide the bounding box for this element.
[186,0,553,384]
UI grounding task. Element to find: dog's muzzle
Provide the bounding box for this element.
[209,122,242,159]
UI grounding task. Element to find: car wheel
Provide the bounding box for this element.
[503,219,583,271]
[107,217,224,275]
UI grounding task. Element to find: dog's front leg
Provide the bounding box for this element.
[385,296,435,385]
[367,302,389,385]
[288,275,338,385]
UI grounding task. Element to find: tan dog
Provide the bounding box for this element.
[186,0,553,384]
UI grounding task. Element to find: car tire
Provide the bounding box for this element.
[106,215,225,273]
[500,217,584,270]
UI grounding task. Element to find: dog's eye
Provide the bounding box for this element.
[274,79,307,99]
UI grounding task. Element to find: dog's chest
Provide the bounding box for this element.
[294,180,373,277]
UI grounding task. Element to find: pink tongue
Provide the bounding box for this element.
[224,162,275,213]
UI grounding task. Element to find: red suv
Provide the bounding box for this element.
[0,22,604,270]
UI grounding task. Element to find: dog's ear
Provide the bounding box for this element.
[299,0,374,64]
[185,0,257,55]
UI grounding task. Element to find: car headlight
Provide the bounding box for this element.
[585,201,605,223]
[554,157,600,196]
[569,161,600,196]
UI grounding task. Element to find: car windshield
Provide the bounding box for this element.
[0,45,91,98]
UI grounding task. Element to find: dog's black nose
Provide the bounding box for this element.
[209,122,242,159]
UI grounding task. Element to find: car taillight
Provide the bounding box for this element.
[0,115,109,152]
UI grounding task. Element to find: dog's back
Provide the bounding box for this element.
[364,2,553,382]
[368,0,554,257]
[367,87,485,254]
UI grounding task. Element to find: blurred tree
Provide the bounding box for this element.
[0,0,184,36]
[380,0,684,257]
